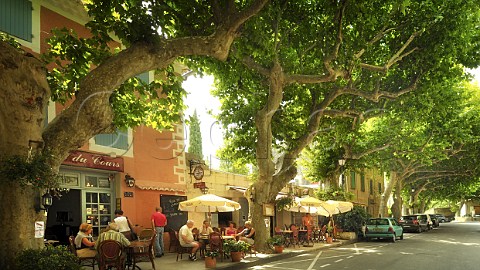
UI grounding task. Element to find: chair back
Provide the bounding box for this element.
[68,235,78,256]
[97,240,124,267]
[138,228,155,241]
[209,231,223,252]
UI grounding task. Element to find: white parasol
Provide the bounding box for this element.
[178,194,241,212]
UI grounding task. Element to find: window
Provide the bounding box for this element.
[0,0,32,42]
[369,179,374,195]
[378,182,382,194]
[360,174,365,192]
[94,129,128,150]
[350,171,356,189]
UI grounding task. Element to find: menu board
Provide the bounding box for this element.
[160,195,187,231]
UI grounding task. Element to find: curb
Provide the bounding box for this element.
[216,239,357,270]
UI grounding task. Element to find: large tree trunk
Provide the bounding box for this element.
[0,42,51,269]
[378,172,397,217]
[391,180,403,219]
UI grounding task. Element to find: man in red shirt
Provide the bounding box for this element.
[151,207,167,257]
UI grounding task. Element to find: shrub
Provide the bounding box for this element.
[267,235,286,246]
[16,245,81,270]
[335,206,370,234]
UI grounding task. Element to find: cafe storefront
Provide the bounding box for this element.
[45,150,124,244]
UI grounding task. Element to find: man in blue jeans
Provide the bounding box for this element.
[151,207,167,257]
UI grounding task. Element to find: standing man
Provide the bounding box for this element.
[151,206,167,257]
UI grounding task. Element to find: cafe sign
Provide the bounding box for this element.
[63,151,124,172]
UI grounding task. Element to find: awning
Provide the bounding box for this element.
[135,180,186,193]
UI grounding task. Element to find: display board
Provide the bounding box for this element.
[160,195,187,231]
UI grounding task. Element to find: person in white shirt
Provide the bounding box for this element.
[179,220,200,261]
[113,209,134,240]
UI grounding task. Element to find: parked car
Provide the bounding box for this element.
[435,214,446,223]
[399,215,429,233]
[365,217,403,242]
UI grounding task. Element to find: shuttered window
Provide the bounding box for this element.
[0,0,32,42]
[94,129,128,150]
[350,171,356,189]
[360,174,365,192]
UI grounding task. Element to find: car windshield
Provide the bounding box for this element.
[367,219,389,225]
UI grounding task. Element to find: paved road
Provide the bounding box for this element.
[248,222,480,270]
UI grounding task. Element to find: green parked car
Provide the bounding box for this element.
[365,217,404,242]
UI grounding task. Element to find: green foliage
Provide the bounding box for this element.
[0,154,60,190]
[267,235,286,246]
[188,110,203,159]
[0,33,21,49]
[205,250,218,258]
[223,239,250,253]
[315,187,354,202]
[275,196,294,211]
[335,206,370,233]
[16,245,81,270]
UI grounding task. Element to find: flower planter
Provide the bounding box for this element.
[326,236,333,244]
[338,231,357,240]
[274,245,284,253]
[230,251,243,262]
[205,257,217,268]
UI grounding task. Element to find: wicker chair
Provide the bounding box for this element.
[208,232,224,262]
[131,233,156,270]
[68,235,96,269]
[97,240,126,270]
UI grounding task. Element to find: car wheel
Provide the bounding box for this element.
[400,233,404,240]
[391,234,396,242]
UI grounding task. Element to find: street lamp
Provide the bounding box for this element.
[338,158,346,189]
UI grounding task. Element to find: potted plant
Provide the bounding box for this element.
[223,239,250,262]
[267,235,286,253]
[335,206,369,240]
[205,250,218,268]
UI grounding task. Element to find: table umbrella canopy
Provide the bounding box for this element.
[317,200,353,217]
[297,196,323,207]
[178,194,241,212]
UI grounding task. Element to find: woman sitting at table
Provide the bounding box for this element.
[236,220,255,245]
[225,221,237,236]
[74,223,95,249]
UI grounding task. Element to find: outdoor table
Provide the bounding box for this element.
[281,230,293,247]
[126,240,150,270]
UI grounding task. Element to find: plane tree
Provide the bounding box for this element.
[190,0,480,251]
[0,0,269,267]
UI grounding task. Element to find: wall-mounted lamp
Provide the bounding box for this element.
[35,191,53,214]
[125,174,135,188]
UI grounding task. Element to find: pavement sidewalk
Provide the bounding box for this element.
[115,238,356,270]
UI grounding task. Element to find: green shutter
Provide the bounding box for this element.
[360,174,365,192]
[0,0,32,42]
[350,171,356,189]
[94,129,128,150]
[369,180,374,195]
[136,72,149,84]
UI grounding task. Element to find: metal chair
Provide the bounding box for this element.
[97,240,126,270]
[208,231,224,262]
[68,235,96,269]
[131,233,156,270]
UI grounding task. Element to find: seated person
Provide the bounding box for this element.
[192,227,199,241]
[74,223,95,249]
[94,222,131,249]
[225,221,237,236]
[179,220,200,261]
[200,220,214,237]
[236,220,255,245]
